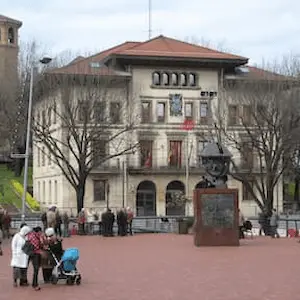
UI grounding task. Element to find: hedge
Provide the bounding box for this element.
[10,180,40,211]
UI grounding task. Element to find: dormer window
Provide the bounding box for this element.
[90,62,102,68]
[8,27,14,44]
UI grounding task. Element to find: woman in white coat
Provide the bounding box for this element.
[11,225,31,287]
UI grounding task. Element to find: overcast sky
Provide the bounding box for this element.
[2,0,300,64]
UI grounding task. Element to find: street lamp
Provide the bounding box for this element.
[12,57,52,222]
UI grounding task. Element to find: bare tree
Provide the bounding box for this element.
[33,73,138,212]
[216,62,300,214]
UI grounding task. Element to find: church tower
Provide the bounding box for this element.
[0,14,22,88]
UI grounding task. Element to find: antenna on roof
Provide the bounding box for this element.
[148,0,152,39]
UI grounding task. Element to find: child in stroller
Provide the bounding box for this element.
[51,247,81,285]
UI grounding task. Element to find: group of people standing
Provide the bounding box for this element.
[76,207,134,237]
[10,223,63,291]
[41,206,70,238]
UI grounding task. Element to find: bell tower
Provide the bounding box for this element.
[0,14,22,88]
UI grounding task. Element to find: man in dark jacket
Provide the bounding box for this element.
[117,209,127,236]
[107,209,115,236]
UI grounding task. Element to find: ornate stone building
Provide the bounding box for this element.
[33,35,283,217]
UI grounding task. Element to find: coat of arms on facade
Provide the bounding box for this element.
[169,94,183,116]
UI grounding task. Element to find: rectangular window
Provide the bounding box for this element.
[54,180,58,204]
[157,102,166,123]
[198,140,208,165]
[110,102,121,123]
[93,180,106,201]
[49,181,52,204]
[41,146,45,166]
[141,102,151,123]
[140,140,153,167]
[92,140,107,166]
[242,105,251,125]
[243,182,254,201]
[228,105,239,125]
[94,102,106,123]
[37,148,40,167]
[43,181,45,204]
[42,110,46,126]
[168,141,182,167]
[53,103,57,124]
[38,181,41,203]
[48,150,51,166]
[240,142,253,169]
[48,107,52,126]
[200,102,209,124]
[78,101,90,122]
[185,103,193,120]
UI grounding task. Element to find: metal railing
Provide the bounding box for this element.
[9,215,300,237]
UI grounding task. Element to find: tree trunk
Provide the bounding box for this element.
[76,180,86,214]
[293,176,300,210]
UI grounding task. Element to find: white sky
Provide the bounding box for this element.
[2,0,300,64]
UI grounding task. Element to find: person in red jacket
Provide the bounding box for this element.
[27,227,46,291]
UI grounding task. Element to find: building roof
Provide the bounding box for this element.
[49,41,139,76]
[225,65,292,81]
[0,14,22,27]
[111,35,248,61]
[49,35,248,76]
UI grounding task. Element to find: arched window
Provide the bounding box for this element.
[189,73,196,86]
[171,73,178,86]
[8,27,14,44]
[152,72,160,85]
[162,72,169,85]
[180,73,187,86]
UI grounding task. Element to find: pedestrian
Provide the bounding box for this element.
[11,225,32,287]
[107,209,115,236]
[270,208,280,238]
[86,208,95,235]
[41,210,47,232]
[27,226,46,291]
[101,210,109,237]
[47,206,56,228]
[55,209,62,237]
[2,210,11,239]
[77,208,86,235]
[117,209,127,236]
[238,209,245,239]
[258,212,265,236]
[126,207,134,236]
[62,212,70,237]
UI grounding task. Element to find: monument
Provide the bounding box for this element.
[193,141,239,246]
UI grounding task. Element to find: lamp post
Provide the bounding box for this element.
[12,57,52,222]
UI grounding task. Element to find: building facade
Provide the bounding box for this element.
[32,35,283,217]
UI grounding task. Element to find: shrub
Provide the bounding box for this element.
[10,180,40,211]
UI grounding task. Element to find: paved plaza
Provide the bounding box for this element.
[0,234,300,300]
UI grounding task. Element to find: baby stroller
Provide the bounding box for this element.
[51,247,82,285]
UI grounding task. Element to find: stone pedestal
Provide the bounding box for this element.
[193,188,239,247]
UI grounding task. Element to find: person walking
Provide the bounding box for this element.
[77,208,86,235]
[27,227,45,291]
[270,208,280,238]
[62,212,70,237]
[11,225,32,287]
[86,208,95,235]
[126,207,134,236]
[2,210,11,239]
[238,209,245,239]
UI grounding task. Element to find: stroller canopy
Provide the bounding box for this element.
[62,248,80,262]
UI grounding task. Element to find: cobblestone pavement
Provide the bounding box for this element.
[0,234,300,300]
